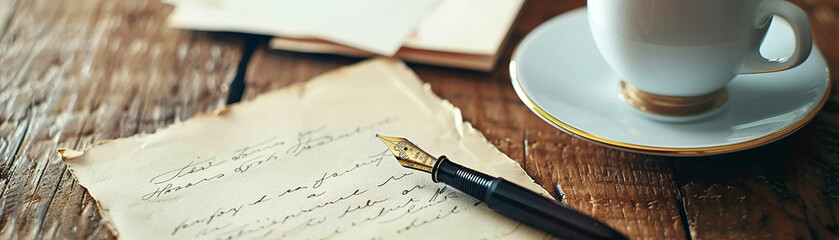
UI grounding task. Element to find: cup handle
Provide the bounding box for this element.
[738,0,812,74]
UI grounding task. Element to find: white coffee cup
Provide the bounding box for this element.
[588,0,812,117]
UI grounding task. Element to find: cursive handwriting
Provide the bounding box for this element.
[231,137,284,161]
[281,189,368,224]
[338,198,390,218]
[428,185,449,202]
[402,185,424,195]
[215,217,284,240]
[142,173,225,201]
[278,217,329,238]
[171,185,309,236]
[171,205,243,235]
[377,172,413,187]
[376,187,458,224]
[308,197,426,240]
[312,150,388,189]
[161,141,496,239]
[193,223,231,238]
[205,189,371,239]
[287,118,394,156]
[234,150,280,173]
[397,206,460,233]
[149,157,225,185]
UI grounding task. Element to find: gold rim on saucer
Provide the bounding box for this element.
[510,64,830,156]
[509,59,830,157]
[618,81,728,117]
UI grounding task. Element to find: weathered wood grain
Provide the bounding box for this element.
[241,48,359,100]
[0,0,244,239]
[674,91,839,239]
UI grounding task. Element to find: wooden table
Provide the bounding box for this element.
[1,0,837,239]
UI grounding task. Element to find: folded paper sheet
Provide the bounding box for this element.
[268,0,525,71]
[62,58,551,239]
[402,0,524,55]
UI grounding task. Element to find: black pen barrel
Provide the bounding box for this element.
[432,156,627,240]
[486,179,627,240]
[432,156,493,197]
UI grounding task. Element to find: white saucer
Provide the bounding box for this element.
[510,8,830,156]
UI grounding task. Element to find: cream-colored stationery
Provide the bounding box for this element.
[269,0,525,71]
[166,0,436,56]
[62,59,550,239]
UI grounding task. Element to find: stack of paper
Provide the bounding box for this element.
[166,0,524,71]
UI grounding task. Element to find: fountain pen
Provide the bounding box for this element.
[376,135,627,240]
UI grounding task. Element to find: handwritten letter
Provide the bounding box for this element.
[63,59,550,239]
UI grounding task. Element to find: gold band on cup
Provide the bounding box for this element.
[618,81,728,117]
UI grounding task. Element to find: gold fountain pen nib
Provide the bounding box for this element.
[376,135,438,173]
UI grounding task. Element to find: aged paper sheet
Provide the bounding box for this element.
[63,58,551,239]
